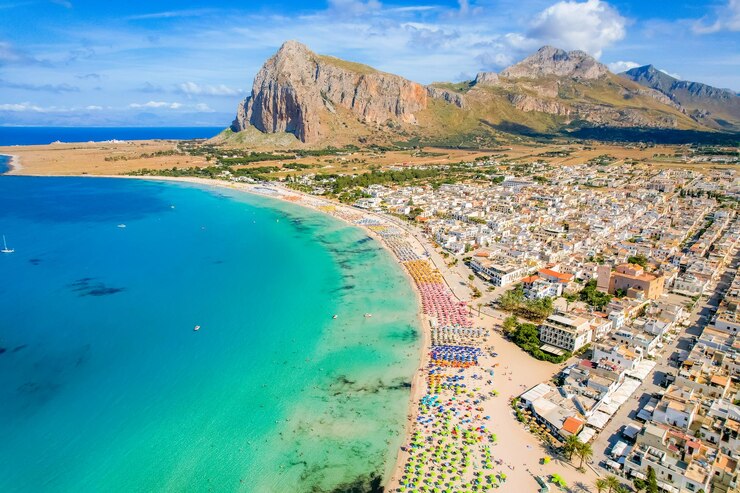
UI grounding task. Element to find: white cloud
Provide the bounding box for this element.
[607,60,640,73]
[85,105,103,110]
[658,68,681,80]
[50,0,72,8]
[129,101,182,109]
[126,9,217,21]
[476,51,514,69]
[0,102,42,112]
[195,103,214,112]
[692,0,740,34]
[328,0,381,16]
[177,81,242,97]
[524,0,627,58]
[0,102,74,112]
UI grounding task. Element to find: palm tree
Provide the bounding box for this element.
[604,475,621,493]
[562,435,581,461]
[576,441,593,470]
[595,478,608,493]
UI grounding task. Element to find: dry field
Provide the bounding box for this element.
[0,140,207,175]
[1,139,706,177]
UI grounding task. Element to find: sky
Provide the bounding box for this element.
[0,0,738,127]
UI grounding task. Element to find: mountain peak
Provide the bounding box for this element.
[277,40,312,54]
[232,42,427,143]
[501,45,609,80]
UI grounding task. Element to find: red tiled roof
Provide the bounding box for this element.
[539,268,574,282]
[562,416,584,435]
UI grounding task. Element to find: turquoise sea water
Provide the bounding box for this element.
[0,175,420,492]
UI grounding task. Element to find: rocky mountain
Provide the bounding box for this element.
[229,42,729,146]
[620,65,740,130]
[500,46,610,80]
[233,41,428,142]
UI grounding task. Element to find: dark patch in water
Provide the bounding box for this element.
[75,344,91,367]
[387,325,419,343]
[212,259,224,264]
[16,381,60,398]
[329,375,411,396]
[68,278,125,297]
[29,258,42,265]
[0,347,6,355]
[356,236,373,245]
[12,344,28,353]
[326,474,383,493]
[69,277,95,287]
[86,286,125,297]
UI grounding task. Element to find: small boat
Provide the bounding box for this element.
[364,313,372,318]
[193,325,201,331]
[332,315,338,319]
[1,235,14,254]
[117,224,126,228]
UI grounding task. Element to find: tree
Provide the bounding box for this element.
[576,441,593,470]
[595,478,608,493]
[646,466,659,493]
[627,254,648,268]
[502,315,518,335]
[562,435,581,461]
[604,475,621,493]
[579,279,612,310]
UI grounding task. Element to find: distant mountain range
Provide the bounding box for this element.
[620,65,740,132]
[225,41,739,146]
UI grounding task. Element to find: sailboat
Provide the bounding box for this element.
[1,235,14,254]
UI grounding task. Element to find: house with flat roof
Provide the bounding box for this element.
[539,312,593,353]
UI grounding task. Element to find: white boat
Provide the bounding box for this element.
[332,314,338,319]
[364,313,372,318]
[1,235,14,254]
[117,224,126,228]
[194,325,201,331]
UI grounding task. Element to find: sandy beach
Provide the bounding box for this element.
[5,170,600,492]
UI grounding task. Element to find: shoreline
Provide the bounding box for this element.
[4,172,600,491]
[160,177,434,489]
[0,154,21,173]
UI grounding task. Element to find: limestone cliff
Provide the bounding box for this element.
[232,41,428,143]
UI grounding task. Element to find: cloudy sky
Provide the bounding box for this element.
[1,0,738,126]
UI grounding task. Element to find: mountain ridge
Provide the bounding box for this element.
[229,41,737,145]
[620,65,740,131]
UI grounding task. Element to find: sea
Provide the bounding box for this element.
[0,127,224,146]
[0,157,420,491]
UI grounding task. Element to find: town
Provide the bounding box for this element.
[277,153,740,493]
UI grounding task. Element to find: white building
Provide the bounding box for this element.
[470,258,528,287]
[539,313,593,353]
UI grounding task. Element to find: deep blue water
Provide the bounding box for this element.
[0,176,419,492]
[0,155,8,174]
[0,127,224,146]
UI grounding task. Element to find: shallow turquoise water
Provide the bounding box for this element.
[0,176,420,492]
